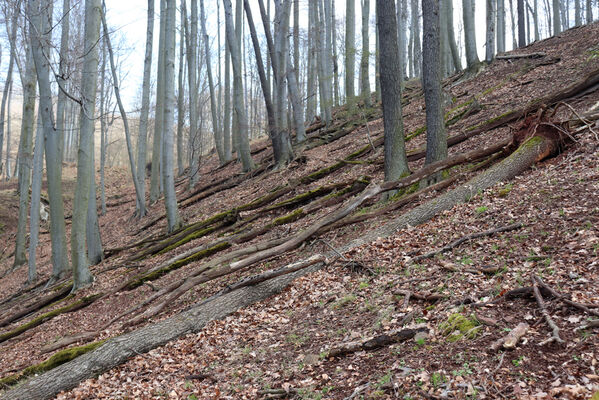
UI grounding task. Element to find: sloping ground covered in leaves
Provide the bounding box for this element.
[0,22,598,399]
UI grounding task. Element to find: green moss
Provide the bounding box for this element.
[0,340,106,388]
[273,208,304,225]
[497,183,513,197]
[157,225,219,255]
[267,186,330,210]
[0,294,102,344]
[406,126,426,141]
[438,313,481,342]
[126,242,231,290]
[465,110,515,132]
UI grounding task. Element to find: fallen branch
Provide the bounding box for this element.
[534,275,599,318]
[414,223,523,261]
[326,325,428,358]
[532,276,564,346]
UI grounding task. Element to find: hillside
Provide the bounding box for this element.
[1,23,599,399]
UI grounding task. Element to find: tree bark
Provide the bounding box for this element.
[377,0,409,196]
[422,0,447,185]
[486,0,497,60]
[71,0,102,290]
[136,0,153,216]
[497,0,506,52]
[150,0,166,203]
[360,0,371,106]
[518,0,526,47]
[463,0,479,69]
[162,0,182,232]
[224,0,255,171]
[552,0,561,35]
[345,0,356,104]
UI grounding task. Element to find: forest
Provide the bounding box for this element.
[0,0,598,398]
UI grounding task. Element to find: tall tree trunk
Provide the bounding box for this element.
[101,4,146,218]
[586,0,592,23]
[305,0,317,123]
[13,45,36,268]
[200,0,225,165]
[497,0,506,52]
[345,0,356,105]
[411,0,422,76]
[86,132,103,265]
[553,0,561,34]
[136,0,154,216]
[28,113,44,283]
[71,0,102,291]
[509,0,518,48]
[5,81,12,180]
[150,0,166,204]
[486,0,497,61]
[360,0,371,106]
[0,0,19,177]
[177,1,186,177]
[186,0,201,188]
[446,0,461,70]
[374,3,381,101]
[331,0,340,107]
[224,0,255,171]
[377,0,409,198]
[397,0,408,82]
[575,0,581,25]
[162,0,182,232]
[99,41,107,216]
[316,0,332,124]
[422,0,447,186]
[532,0,540,41]
[223,37,232,161]
[463,0,479,69]
[518,0,526,46]
[286,51,306,143]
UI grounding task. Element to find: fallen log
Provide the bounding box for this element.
[496,52,547,60]
[490,322,529,351]
[0,259,327,400]
[326,325,428,358]
[532,276,564,345]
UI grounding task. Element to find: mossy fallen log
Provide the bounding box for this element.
[0,294,102,344]
[0,340,106,389]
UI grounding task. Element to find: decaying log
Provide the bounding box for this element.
[490,322,529,351]
[496,52,547,59]
[326,325,428,358]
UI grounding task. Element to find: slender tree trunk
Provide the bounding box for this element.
[316,0,332,124]
[463,0,479,69]
[446,0,461,70]
[224,0,255,171]
[200,0,225,165]
[162,0,182,232]
[360,0,371,105]
[28,113,44,283]
[5,82,12,180]
[14,45,36,268]
[411,0,421,76]
[509,0,518,47]
[487,0,497,61]
[422,0,447,186]
[101,5,146,217]
[177,1,186,177]
[71,0,102,291]
[553,0,561,34]
[586,0,592,22]
[374,3,381,101]
[0,0,19,176]
[223,38,232,161]
[286,51,306,143]
[306,0,317,123]
[86,133,103,265]
[150,0,166,204]
[136,0,153,217]
[377,0,409,198]
[186,0,200,188]
[99,41,107,216]
[345,0,356,105]
[497,0,506,52]
[331,0,340,107]
[398,0,408,82]
[532,0,540,41]
[518,0,526,46]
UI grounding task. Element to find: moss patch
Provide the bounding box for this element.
[0,340,106,388]
[438,313,481,342]
[273,208,305,225]
[0,294,102,344]
[125,242,231,290]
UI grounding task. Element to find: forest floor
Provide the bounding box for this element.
[1,23,599,400]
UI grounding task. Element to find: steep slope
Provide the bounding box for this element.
[1,22,599,400]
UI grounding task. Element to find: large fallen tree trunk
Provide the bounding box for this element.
[0,257,328,400]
